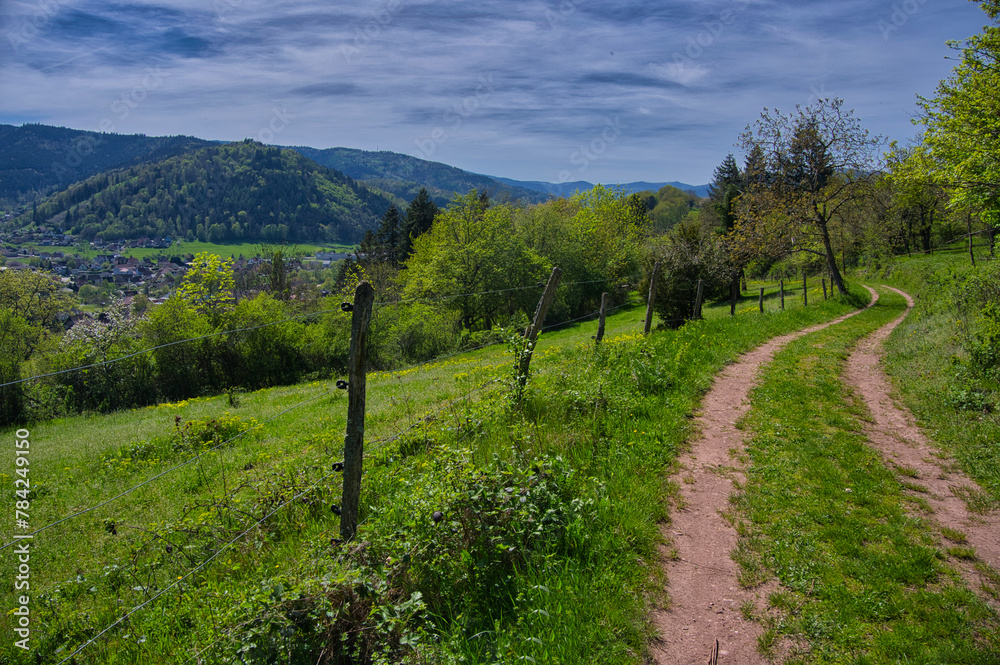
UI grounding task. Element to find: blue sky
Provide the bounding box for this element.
[0,0,989,185]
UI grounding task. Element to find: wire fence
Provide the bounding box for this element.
[2,264,844,662]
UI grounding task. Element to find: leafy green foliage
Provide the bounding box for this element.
[402,191,551,329]
[0,123,214,205]
[21,140,396,244]
[644,216,734,328]
[915,1,1000,220]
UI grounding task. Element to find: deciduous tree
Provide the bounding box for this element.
[913,0,1000,253]
[731,98,884,294]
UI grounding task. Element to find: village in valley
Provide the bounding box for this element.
[0,212,351,318]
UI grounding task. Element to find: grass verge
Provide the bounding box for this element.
[0,290,863,663]
[733,285,1000,663]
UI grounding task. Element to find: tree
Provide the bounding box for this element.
[913,0,1000,253]
[0,269,76,330]
[401,191,549,329]
[887,146,949,254]
[400,188,439,258]
[177,252,236,325]
[646,216,733,328]
[371,205,403,265]
[266,247,291,301]
[706,154,742,233]
[731,98,885,294]
[0,310,41,426]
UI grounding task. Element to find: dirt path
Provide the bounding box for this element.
[651,293,881,665]
[843,285,1000,612]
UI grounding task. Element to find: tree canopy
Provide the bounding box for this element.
[731,98,884,294]
[910,0,1000,242]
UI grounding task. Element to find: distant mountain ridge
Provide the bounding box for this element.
[21,141,397,244]
[286,145,549,207]
[0,124,710,216]
[490,177,710,198]
[0,123,216,203]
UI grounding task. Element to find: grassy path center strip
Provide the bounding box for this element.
[733,286,1000,663]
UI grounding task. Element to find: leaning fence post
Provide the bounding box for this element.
[803,274,808,307]
[596,292,608,345]
[340,281,375,542]
[644,262,661,335]
[822,278,828,300]
[759,287,764,313]
[780,279,785,310]
[517,267,562,395]
[694,279,705,320]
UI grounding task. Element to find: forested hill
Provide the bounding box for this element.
[287,145,549,206]
[0,123,215,203]
[22,141,397,244]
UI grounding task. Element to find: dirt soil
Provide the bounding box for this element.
[651,294,880,665]
[843,286,1000,614]
[651,285,1000,664]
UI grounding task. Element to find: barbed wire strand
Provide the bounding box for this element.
[54,469,339,665]
[0,385,338,551]
[366,379,502,457]
[4,297,648,550]
[3,275,644,389]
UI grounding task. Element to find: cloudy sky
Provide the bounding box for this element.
[0,0,989,185]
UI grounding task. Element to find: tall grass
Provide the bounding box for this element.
[0,290,861,663]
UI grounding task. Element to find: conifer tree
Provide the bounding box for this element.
[400,188,439,258]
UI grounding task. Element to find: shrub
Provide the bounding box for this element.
[642,217,734,328]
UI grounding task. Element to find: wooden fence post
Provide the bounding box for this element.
[694,279,705,320]
[803,274,808,307]
[644,262,661,335]
[517,267,562,395]
[759,287,764,313]
[340,281,375,542]
[822,278,827,300]
[780,279,785,310]
[596,292,608,345]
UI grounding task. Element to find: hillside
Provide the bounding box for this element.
[491,176,711,198]
[18,141,397,244]
[0,123,216,204]
[286,145,550,206]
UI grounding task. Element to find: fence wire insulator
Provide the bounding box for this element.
[331,461,344,472]
[340,302,354,312]
[336,380,348,390]
[330,504,342,515]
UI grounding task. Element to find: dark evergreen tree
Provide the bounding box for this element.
[707,153,743,232]
[373,205,403,265]
[400,188,439,257]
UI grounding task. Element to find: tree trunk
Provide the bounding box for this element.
[820,220,847,295]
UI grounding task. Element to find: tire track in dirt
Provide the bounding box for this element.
[651,292,881,665]
[843,285,1000,613]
